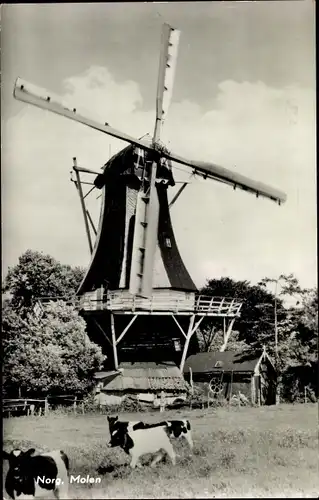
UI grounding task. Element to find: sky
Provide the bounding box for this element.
[1,1,316,291]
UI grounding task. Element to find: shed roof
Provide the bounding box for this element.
[184,350,272,374]
[97,362,189,392]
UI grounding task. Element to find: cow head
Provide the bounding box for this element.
[3,449,36,498]
[108,428,133,454]
[107,415,119,426]
[107,415,118,431]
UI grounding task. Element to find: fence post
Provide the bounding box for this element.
[73,396,77,414]
[159,391,165,413]
[81,401,84,415]
[304,386,307,404]
[44,398,49,416]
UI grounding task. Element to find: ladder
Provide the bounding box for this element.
[129,161,159,297]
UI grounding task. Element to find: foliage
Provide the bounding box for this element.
[2,299,105,398]
[2,249,85,311]
[197,328,247,353]
[198,277,281,352]
[197,275,317,402]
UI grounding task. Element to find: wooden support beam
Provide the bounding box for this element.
[83,185,97,199]
[116,315,137,345]
[218,297,225,313]
[110,313,119,370]
[180,315,205,372]
[92,318,112,348]
[86,210,97,236]
[220,317,236,352]
[73,158,93,254]
[168,182,188,208]
[172,315,187,339]
[180,315,195,373]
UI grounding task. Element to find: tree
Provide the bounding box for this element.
[258,275,318,401]
[3,249,85,311]
[2,301,105,397]
[198,277,283,352]
[289,287,318,366]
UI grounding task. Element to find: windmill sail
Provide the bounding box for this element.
[154,24,180,140]
[130,23,180,298]
[166,153,287,204]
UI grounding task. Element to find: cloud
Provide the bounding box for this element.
[2,66,316,289]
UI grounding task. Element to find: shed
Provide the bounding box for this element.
[184,348,276,406]
[94,361,190,406]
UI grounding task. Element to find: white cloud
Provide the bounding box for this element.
[2,66,316,289]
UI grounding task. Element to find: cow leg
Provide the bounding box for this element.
[54,486,69,500]
[163,441,176,466]
[130,453,140,469]
[54,476,69,499]
[184,432,194,452]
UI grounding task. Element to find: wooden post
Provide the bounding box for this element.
[257,377,261,407]
[44,398,48,416]
[238,391,241,408]
[251,375,255,406]
[73,157,93,254]
[110,314,119,370]
[81,401,85,415]
[189,367,194,394]
[228,371,234,408]
[304,386,307,404]
[220,318,236,352]
[73,396,77,414]
[180,315,195,373]
[160,391,165,413]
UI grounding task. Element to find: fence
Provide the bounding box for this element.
[2,395,86,418]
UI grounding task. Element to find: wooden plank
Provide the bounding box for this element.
[110,314,119,370]
[14,78,158,154]
[140,171,159,298]
[129,188,148,295]
[154,24,180,142]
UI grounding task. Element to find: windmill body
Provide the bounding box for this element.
[13,23,286,379]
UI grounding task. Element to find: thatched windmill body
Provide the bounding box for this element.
[13,24,286,373]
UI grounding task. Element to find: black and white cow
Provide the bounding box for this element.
[108,424,176,469]
[3,448,69,499]
[107,415,193,451]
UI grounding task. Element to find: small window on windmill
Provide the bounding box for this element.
[174,339,181,352]
[214,360,223,368]
[165,238,172,248]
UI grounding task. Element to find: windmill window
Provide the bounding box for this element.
[214,360,223,368]
[174,339,181,351]
[165,238,172,248]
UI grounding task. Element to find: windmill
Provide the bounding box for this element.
[13,23,286,374]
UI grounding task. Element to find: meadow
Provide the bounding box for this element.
[3,404,318,498]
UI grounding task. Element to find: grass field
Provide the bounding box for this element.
[3,404,318,498]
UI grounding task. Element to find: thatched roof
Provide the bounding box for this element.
[184,350,275,374]
[96,362,189,392]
